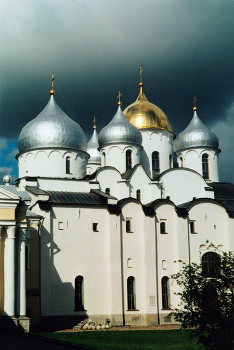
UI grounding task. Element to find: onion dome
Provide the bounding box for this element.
[123,82,172,132]
[87,123,101,164]
[175,109,219,152]
[98,105,142,149]
[18,95,87,153]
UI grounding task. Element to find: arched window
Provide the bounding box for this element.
[180,156,183,168]
[66,156,70,174]
[105,188,110,195]
[202,153,209,180]
[126,150,132,171]
[169,154,173,169]
[152,152,160,178]
[136,189,141,201]
[127,276,136,310]
[190,221,195,233]
[160,222,166,234]
[75,275,84,311]
[102,152,106,166]
[126,220,131,232]
[162,276,170,309]
[202,252,220,277]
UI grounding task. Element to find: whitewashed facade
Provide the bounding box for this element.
[1,82,233,331]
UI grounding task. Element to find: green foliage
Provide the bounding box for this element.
[171,252,234,350]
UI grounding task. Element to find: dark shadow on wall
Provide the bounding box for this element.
[38,208,88,332]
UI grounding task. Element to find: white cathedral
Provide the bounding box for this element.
[0,74,233,331]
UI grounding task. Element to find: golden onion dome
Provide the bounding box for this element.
[123,82,172,132]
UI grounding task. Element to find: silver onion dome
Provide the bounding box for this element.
[98,106,142,149]
[175,110,219,152]
[87,128,101,164]
[18,96,87,153]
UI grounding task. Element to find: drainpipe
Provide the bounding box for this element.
[120,214,125,326]
[155,216,160,325]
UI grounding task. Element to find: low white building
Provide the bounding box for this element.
[1,77,233,330]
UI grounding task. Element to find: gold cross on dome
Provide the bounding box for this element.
[50,74,55,95]
[117,91,122,106]
[139,64,143,83]
[93,116,97,129]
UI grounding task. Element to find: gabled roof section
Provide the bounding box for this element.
[146,198,188,217]
[0,185,31,201]
[209,182,234,200]
[46,191,107,205]
[178,197,234,218]
[121,164,151,181]
[91,189,117,200]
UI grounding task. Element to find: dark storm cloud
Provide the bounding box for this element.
[0,0,234,182]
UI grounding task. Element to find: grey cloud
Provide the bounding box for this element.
[0,0,233,182]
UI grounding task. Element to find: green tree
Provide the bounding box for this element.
[171,251,234,350]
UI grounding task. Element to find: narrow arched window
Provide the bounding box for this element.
[169,154,173,169]
[152,151,160,178]
[126,150,132,171]
[75,275,84,311]
[127,276,136,310]
[136,189,141,201]
[190,221,195,233]
[105,188,110,195]
[202,252,220,277]
[162,276,170,309]
[126,220,131,232]
[160,221,166,234]
[102,152,106,166]
[202,153,209,180]
[66,156,70,174]
[180,156,183,168]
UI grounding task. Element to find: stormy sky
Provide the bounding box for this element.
[0,0,234,184]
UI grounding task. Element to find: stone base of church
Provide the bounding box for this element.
[40,313,178,331]
[18,316,30,332]
[0,316,30,333]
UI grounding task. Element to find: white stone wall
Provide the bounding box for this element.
[176,148,219,182]
[140,130,174,178]
[18,149,88,179]
[100,144,141,174]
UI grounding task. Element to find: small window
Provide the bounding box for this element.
[126,220,131,232]
[75,275,84,311]
[93,223,98,232]
[66,156,71,174]
[127,276,136,310]
[152,151,160,178]
[162,260,167,270]
[190,221,196,233]
[160,221,166,234]
[25,244,30,272]
[127,258,132,268]
[58,222,64,230]
[126,150,132,171]
[202,153,209,180]
[102,152,106,166]
[169,154,173,169]
[162,276,170,309]
[136,189,141,201]
[105,188,110,195]
[180,156,183,168]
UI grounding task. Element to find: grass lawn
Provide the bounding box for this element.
[34,329,202,350]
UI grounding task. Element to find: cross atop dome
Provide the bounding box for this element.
[50,74,55,95]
